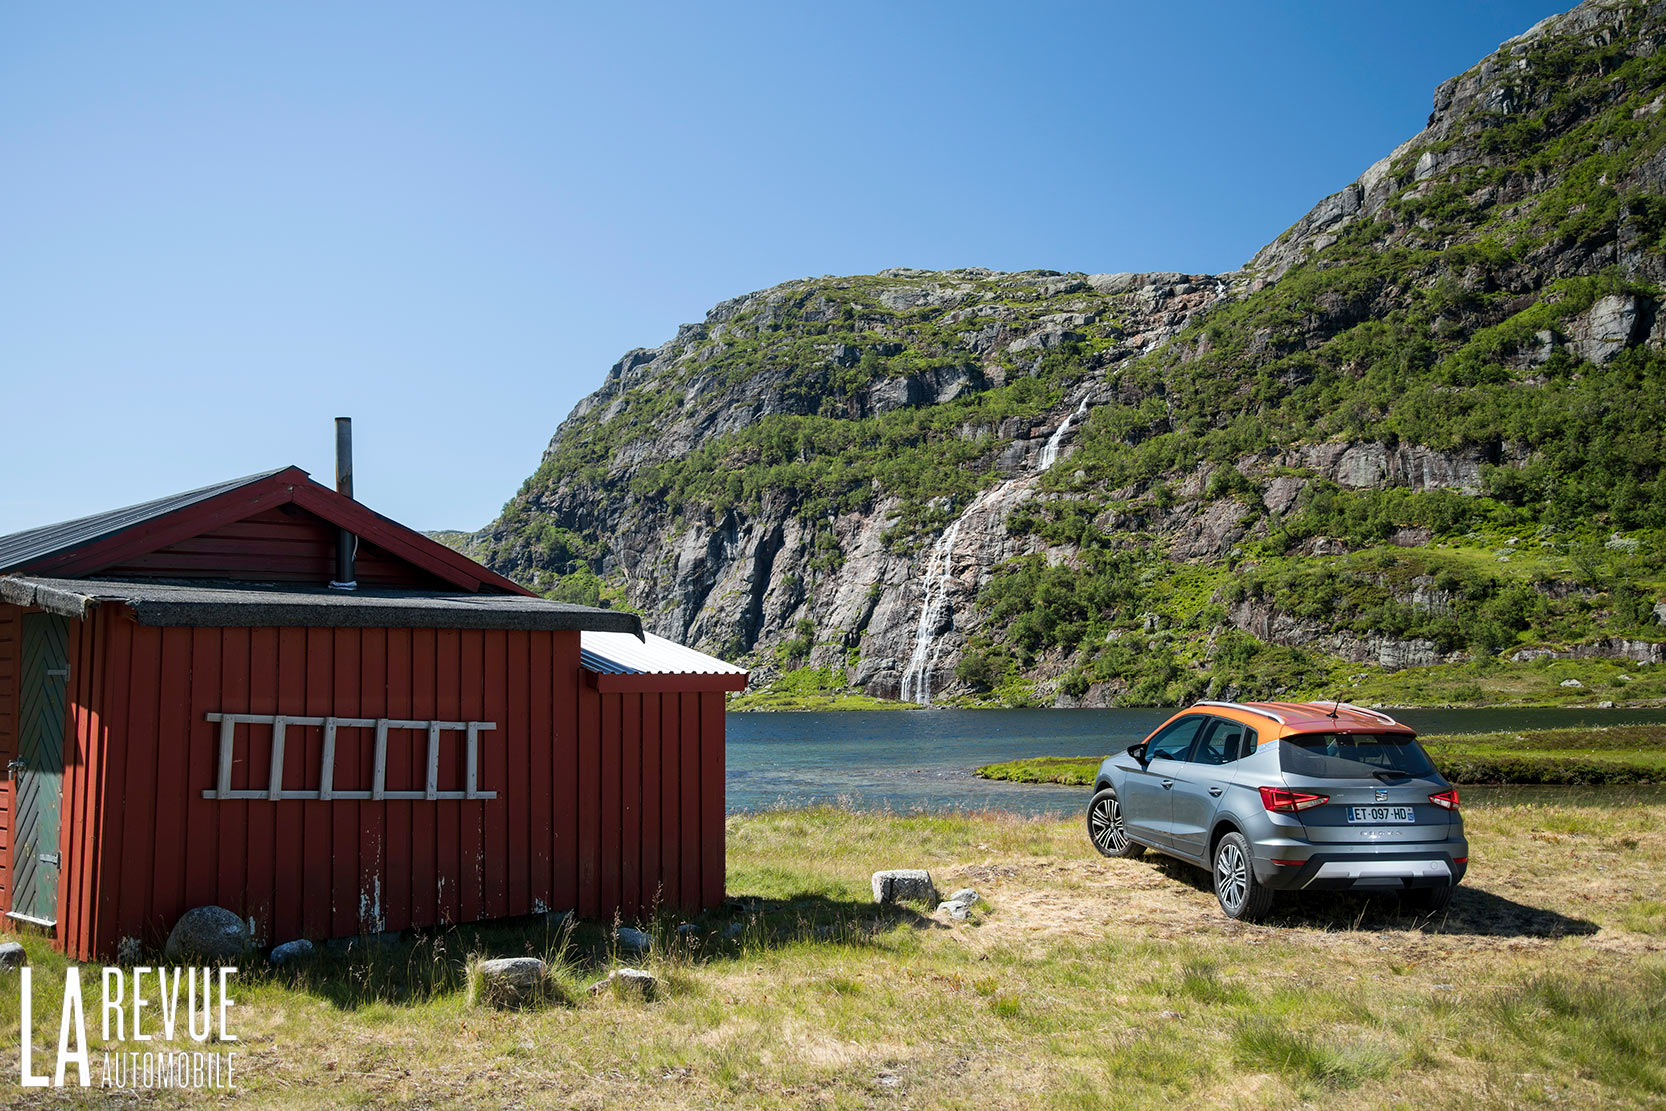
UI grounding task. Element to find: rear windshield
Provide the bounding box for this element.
[1278,732,1435,780]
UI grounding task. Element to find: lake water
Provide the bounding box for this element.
[726,706,1666,816]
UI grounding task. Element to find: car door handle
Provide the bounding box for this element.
[1209,787,1224,797]
[1161,779,1173,789]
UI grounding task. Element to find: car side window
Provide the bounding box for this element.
[1191,719,1261,765]
[1145,716,1205,761]
[1191,719,1241,765]
[1191,718,1233,765]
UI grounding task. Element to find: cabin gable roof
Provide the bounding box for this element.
[0,466,530,596]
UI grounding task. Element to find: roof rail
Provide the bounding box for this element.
[1329,701,1401,727]
[1195,700,1287,725]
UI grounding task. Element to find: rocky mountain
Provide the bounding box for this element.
[476,0,1666,708]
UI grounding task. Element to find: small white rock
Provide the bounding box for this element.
[471,957,550,1010]
[871,869,938,906]
[587,967,661,999]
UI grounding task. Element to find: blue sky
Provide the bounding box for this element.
[1,1,1569,533]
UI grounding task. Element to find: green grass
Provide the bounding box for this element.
[4,798,1665,1108]
[976,724,1666,787]
[729,666,916,711]
[976,754,1102,786]
[1421,724,1666,784]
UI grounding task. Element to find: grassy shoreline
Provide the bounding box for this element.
[975,724,1666,787]
[729,657,1666,711]
[5,799,1662,1109]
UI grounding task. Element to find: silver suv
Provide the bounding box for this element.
[1087,701,1468,920]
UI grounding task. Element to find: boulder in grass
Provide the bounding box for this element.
[269,939,315,967]
[587,967,661,1000]
[164,906,250,964]
[941,900,972,921]
[0,941,24,970]
[948,888,980,905]
[616,926,652,955]
[469,957,550,1010]
[871,870,938,906]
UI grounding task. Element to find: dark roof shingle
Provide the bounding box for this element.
[0,468,292,573]
[0,576,643,636]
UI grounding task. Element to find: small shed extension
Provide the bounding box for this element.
[576,631,747,918]
[0,465,746,959]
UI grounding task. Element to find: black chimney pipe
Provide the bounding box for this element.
[330,417,357,590]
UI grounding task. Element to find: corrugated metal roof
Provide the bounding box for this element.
[0,468,293,572]
[580,629,746,676]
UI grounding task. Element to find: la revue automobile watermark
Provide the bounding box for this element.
[15,964,239,1090]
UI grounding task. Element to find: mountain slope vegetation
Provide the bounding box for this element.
[478,0,1666,708]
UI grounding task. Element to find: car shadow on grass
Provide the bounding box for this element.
[1144,855,1599,938]
[261,894,942,1011]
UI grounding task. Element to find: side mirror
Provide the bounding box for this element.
[1127,743,1148,765]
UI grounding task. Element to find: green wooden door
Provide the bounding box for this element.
[11,613,68,925]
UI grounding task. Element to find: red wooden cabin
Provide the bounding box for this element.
[0,466,746,960]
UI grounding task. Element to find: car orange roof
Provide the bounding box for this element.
[1188,700,1416,740]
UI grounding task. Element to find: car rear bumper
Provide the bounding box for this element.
[1251,841,1469,892]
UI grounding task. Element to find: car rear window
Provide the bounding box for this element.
[1278,732,1435,779]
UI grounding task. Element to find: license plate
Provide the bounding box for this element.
[1347,805,1415,823]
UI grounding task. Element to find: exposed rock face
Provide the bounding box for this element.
[1227,601,1462,670]
[1512,639,1666,665]
[477,0,1666,703]
[1287,443,1525,495]
[1568,293,1648,363]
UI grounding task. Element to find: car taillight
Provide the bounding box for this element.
[1429,789,1460,811]
[1259,786,1329,812]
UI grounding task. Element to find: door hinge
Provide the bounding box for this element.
[5,758,23,776]
[38,853,60,868]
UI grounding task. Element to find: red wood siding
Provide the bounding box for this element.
[0,606,17,913]
[58,606,111,960]
[21,617,725,961]
[573,685,727,919]
[99,505,455,589]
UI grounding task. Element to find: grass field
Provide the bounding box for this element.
[976,724,1666,787]
[5,795,1665,1108]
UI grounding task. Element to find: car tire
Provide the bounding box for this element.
[1087,788,1144,859]
[1213,831,1274,921]
[1402,884,1454,914]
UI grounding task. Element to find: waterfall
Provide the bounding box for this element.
[1038,398,1088,470]
[899,395,1090,705]
[899,513,969,705]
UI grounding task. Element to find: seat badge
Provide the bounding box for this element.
[1374,788,1389,802]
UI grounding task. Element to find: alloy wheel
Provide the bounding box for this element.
[1215,840,1249,914]
[1089,794,1128,854]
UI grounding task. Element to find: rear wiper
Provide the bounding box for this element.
[1373,771,1413,783]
